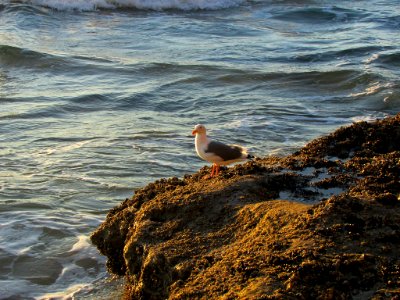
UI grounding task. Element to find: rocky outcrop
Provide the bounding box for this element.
[91,114,400,299]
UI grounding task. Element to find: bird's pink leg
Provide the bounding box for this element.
[215,164,220,176]
[210,164,216,177]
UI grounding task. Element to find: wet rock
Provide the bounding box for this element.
[91,113,400,299]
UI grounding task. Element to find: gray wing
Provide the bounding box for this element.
[205,141,243,161]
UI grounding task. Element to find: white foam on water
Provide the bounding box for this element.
[350,82,394,97]
[364,53,380,64]
[35,140,93,157]
[37,283,89,300]
[37,235,107,299]
[68,234,91,253]
[350,112,389,123]
[0,217,43,255]
[0,210,107,299]
[24,0,245,11]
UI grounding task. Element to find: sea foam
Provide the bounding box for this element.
[23,0,245,11]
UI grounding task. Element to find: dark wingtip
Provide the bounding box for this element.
[247,154,255,160]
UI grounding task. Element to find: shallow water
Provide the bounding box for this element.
[0,0,399,298]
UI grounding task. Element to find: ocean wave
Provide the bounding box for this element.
[290,46,394,64]
[365,52,400,67]
[373,14,400,30]
[0,210,106,298]
[0,44,117,75]
[350,81,396,97]
[214,69,385,91]
[0,44,73,72]
[9,0,245,11]
[0,44,47,65]
[122,64,384,90]
[271,6,370,24]
[0,94,115,119]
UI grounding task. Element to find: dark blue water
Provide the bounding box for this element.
[0,0,399,298]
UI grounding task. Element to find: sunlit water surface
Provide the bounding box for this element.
[0,0,399,298]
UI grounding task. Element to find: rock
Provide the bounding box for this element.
[91,113,400,299]
[375,192,399,205]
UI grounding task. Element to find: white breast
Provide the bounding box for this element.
[195,135,223,164]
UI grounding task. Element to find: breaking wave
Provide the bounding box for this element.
[9,0,245,11]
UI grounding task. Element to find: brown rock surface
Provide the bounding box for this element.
[91,113,400,299]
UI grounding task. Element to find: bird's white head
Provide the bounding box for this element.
[192,124,206,136]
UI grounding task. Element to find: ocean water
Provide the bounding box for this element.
[0,0,399,298]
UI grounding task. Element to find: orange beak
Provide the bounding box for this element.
[192,129,197,135]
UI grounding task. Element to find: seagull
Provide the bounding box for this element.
[192,124,252,177]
